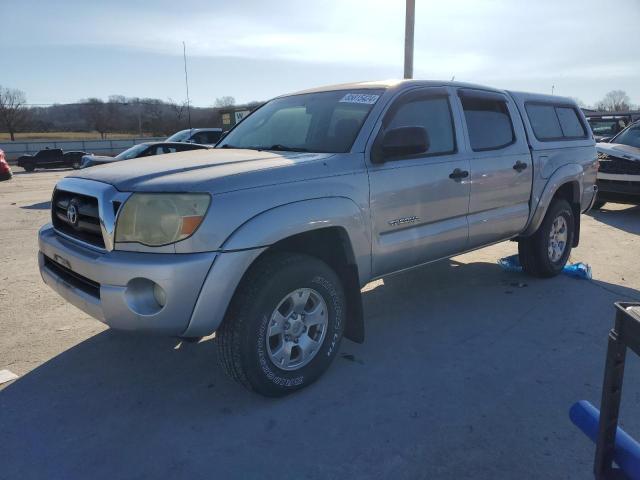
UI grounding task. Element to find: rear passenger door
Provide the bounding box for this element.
[367,87,471,277]
[456,89,532,248]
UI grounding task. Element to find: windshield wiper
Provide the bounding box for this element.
[263,144,309,152]
[219,144,310,152]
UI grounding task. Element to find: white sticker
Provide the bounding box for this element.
[339,93,380,105]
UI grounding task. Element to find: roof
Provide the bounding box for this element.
[288,79,508,96]
[284,79,576,105]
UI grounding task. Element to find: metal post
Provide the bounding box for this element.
[183,41,192,131]
[404,0,415,79]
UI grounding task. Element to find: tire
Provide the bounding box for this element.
[216,252,346,397]
[518,198,574,278]
[71,161,81,170]
[23,163,35,172]
[592,200,606,210]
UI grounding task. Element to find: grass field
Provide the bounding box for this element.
[0,132,155,141]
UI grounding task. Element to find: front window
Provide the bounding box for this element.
[612,124,640,148]
[115,144,149,160]
[217,90,383,153]
[166,130,192,142]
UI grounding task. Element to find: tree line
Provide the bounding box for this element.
[0,86,261,141]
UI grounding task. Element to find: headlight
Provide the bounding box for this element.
[115,193,210,246]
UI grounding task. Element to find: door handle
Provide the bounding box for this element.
[513,161,528,172]
[449,168,469,181]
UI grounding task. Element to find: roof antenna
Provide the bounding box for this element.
[182,41,192,132]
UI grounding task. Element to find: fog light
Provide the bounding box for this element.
[153,283,167,307]
[124,278,165,316]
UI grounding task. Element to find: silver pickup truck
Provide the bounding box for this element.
[38,80,598,396]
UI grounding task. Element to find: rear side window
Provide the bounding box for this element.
[460,97,515,151]
[526,104,587,140]
[386,96,455,155]
[556,107,586,138]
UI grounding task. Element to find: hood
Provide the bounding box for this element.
[596,142,640,161]
[69,148,336,192]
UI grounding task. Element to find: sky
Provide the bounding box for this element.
[2,0,639,107]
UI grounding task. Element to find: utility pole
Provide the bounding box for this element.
[404,0,415,79]
[552,84,555,95]
[183,41,193,131]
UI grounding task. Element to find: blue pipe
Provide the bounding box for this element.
[570,400,640,479]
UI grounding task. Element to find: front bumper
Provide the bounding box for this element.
[38,224,216,335]
[38,224,266,336]
[597,173,640,205]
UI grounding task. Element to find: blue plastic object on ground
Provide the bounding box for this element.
[497,255,592,279]
[497,254,522,272]
[563,262,593,279]
[570,400,640,479]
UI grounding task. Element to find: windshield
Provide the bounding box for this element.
[612,123,640,148]
[217,89,383,153]
[115,144,149,160]
[166,130,192,142]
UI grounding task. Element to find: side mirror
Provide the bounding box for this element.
[599,137,611,143]
[374,126,430,163]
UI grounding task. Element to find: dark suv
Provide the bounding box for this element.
[16,149,87,172]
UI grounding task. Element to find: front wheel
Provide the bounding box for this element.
[23,163,35,172]
[216,253,345,396]
[518,198,574,278]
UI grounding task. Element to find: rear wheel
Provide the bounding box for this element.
[216,253,345,396]
[518,198,574,278]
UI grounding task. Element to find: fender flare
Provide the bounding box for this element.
[182,197,371,339]
[522,164,583,237]
[221,197,372,283]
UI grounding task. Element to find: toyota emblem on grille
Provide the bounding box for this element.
[66,202,79,227]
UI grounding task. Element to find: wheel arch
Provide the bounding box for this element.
[184,198,370,341]
[523,164,583,246]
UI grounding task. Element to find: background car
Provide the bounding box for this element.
[0,149,12,181]
[166,128,223,145]
[594,120,640,208]
[15,148,88,172]
[80,141,211,168]
[585,111,640,142]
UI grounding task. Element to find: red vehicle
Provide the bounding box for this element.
[0,149,12,181]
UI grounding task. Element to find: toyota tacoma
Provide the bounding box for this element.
[38,80,598,396]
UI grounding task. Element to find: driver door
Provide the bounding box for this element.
[367,87,471,277]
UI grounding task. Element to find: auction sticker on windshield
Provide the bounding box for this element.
[339,93,380,104]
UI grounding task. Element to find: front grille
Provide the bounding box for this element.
[44,255,101,299]
[51,189,105,248]
[598,153,640,175]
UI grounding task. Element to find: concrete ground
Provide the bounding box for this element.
[1,167,639,480]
